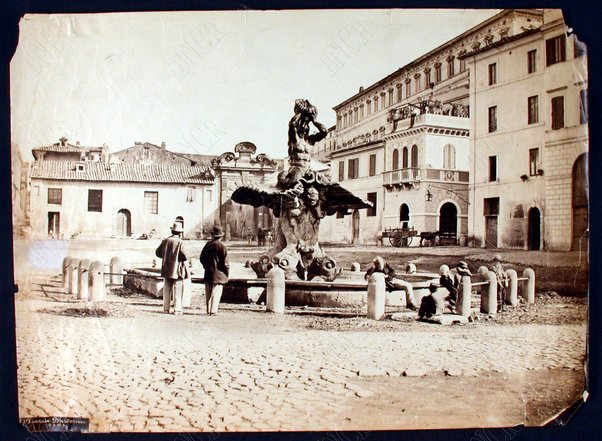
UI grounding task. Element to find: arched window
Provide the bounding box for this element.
[443,144,456,169]
[411,145,418,168]
[402,147,409,168]
[392,149,399,170]
[400,203,410,228]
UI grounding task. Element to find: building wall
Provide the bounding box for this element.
[29,179,219,239]
[468,10,588,250]
[111,143,194,166]
[542,12,589,250]
[320,145,384,244]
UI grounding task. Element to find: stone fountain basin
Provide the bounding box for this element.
[212,271,440,308]
[125,268,440,309]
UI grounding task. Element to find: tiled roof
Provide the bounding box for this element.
[30,161,215,184]
[33,143,105,153]
[175,153,216,166]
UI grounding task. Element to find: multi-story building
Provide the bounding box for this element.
[319,9,544,245]
[465,8,588,250]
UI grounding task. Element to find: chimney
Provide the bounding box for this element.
[161,142,166,149]
[76,141,80,146]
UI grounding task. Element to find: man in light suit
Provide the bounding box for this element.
[155,221,189,315]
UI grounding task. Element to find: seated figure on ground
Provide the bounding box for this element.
[365,256,417,310]
[418,281,446,319]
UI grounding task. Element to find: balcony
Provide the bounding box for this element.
[383,167,469,189]
[383,168,420,188]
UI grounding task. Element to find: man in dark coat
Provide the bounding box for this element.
[419,281,446,319]
[200,225,230,315]
[155,221,189,315]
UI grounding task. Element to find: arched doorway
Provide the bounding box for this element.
[116,209,131,237]
[439,202,457,236]
[572,154,588,250]
[352,210,360,244]
[400,204,410,228]
[528,207,541,251]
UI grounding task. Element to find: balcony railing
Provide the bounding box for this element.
[383,167,469,187]
[383,168,420,187]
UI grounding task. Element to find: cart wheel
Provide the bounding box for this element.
[404,235,413,247]
[390,235,403,247]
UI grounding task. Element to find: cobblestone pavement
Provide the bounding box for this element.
[15,276,586,432]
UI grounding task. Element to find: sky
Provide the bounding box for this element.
[10,9,500,161]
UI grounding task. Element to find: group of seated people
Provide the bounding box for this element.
[364,254,508,319]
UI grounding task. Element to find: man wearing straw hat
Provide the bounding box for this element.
[155,221,190,315]
[200,225,230,315]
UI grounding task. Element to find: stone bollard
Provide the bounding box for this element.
[266,266,285,313]
[89,261,106,301]
[350,262,361,272]
[367,272,386,320]
[109,257,123,286]
[522,268,535,304]
[457,275,472,317]
[77,259,91,300]
[477,266,489,277]
[68,258,81,297]
[482,271,498,315]
[62,257,72,292]
[505,269,518,306]
[182,279,192,308]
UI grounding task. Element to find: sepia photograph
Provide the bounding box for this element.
[9,7,589,433]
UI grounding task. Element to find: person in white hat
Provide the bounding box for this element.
[155,221,190,315]
[200,225,230,315]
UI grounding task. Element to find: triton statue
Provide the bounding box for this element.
[231,99,372,281]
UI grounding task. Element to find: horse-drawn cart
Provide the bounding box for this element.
[380,227,418,247]
[380,228,458,247]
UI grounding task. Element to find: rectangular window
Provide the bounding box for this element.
[369,154,377,176]
[354,108,358,123]
[488,106,497,133]
[367,192,377,217]
[338,161,345,181]
[348,158,359,179]
[528,95,539,124]
[87,189,103,212]
[527,49,537,73]
[435,65,441,83]
[144,191,158,214]
[380,94,385,109]
[425,71,431,88]
[551,96,565,130]
[405,81,411,97]
[580,89,588,125]
[488,156,497,182]
[206,189,213,202]
[546,34,566,66]
[488,63,497,85]
[47,188,62,205]
[360,106,364,119]
[484,197,500,215]
[415,76,421,92]
[459,58,466,73]
[448,59,455,77]
[529,148,540,176]
[396,84,402,102]
[186,186,196,202]
[374,99,378,113]
[336,211,344,219]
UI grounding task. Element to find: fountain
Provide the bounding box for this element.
[232,99,373,281]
